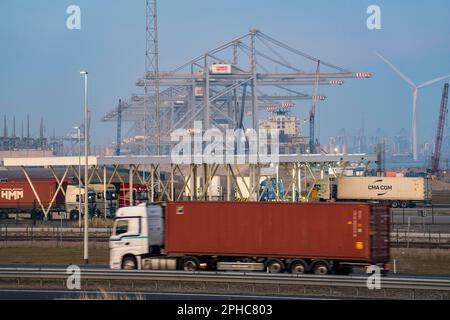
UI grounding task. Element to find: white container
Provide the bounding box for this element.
[337,177,426,201]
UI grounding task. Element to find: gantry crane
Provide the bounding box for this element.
[116,99,122,156]
[431,83,449,173]
[101,2,372,155]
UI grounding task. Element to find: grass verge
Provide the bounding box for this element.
[390,248,450,276]
[0,244,108,265]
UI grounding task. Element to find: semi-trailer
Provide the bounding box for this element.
[313,176,431,208]
[0,179,113,220]
[109,201,390,275]
[336,177,431,208]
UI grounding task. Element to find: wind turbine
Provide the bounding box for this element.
[376,52,450,161]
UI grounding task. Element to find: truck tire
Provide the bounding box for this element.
[0,212,7,220]
[289,260,308,274]
[400,201,408,209]
[122,255,137,270]
[392,201,400,208]
[181,257,199,271]
[311,261,330,275]
[70,210,80,221]
[266,259,285,273]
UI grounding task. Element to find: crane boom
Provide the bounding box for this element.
[431,83,449,173]
[309,61,321,153]
[116,99,122,156]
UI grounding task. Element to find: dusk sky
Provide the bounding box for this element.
[1,0,450,147]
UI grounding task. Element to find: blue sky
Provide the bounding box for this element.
[1,0,450,146]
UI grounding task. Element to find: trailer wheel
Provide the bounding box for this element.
[70,210,80,221]
[181,257,200,271]
[266,259,285,273]
[122,255,137,270]
[400,201,408,209]
[312,261,330,275]
[290,260,307,274]
[392,201,400,208]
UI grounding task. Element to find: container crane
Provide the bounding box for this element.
[309,61,321,153]
[431,83,449,174]
[116,99,122,156]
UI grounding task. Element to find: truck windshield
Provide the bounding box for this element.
[115,220,128,235]
[134,191,148,201]
[88,192,96,203]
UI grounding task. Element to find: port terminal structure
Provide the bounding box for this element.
[102,28,372,155]
[3,154,376,219]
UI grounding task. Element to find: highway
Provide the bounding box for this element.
[0,289,324,300]
[0,264,448,280]
[0,266,448,300]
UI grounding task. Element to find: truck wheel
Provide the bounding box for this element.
[70,210,79,221]
[392,201,400,208]
[266,259,285,273]
[312,261,330,275]
[0,212,7,220]
[290,260,307,274]
[181,257,199,271]
[122,255,137,270]
[400,201,408,209]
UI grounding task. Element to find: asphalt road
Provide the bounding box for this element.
[0,289,326,300]
[0,264,448,280]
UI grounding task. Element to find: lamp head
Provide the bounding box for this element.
[80,71,88,75]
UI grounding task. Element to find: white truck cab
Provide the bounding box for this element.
[109,203,165,270]
[65,185,96,220]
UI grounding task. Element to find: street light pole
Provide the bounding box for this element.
[74,126,82,228]
[80,71,89,265]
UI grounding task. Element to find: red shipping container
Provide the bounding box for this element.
[0,179,65,209]
[165,201,389,264]
[386,171,397,177]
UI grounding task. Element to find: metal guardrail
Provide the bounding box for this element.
[0,268,449,295]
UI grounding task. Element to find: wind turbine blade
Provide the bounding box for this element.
[375,52,416,88]
[418,75,450,88]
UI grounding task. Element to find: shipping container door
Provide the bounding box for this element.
[369,205,390,264]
